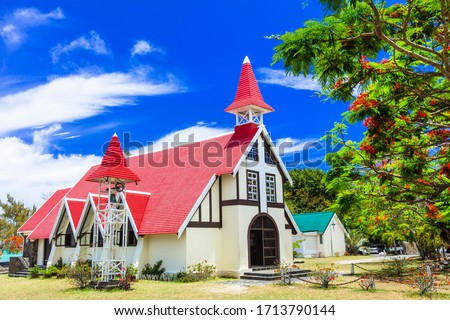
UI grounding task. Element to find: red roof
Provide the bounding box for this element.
[18,188,70,234]
[125,192,151,230]
[225,57,274,113]
[86,134,140,183]
[28,198,64,240]
[67,200,86,229]
[21,124,259,238]
[129,124,258,234]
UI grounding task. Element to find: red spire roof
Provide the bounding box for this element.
[86,134,140,183]
[225,56,274,113]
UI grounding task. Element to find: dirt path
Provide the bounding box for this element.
[338,254,419,265]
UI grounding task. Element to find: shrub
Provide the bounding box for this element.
[313,264,337,288]
[176,260,216,283]
[381,257,409,277]
[126,264,138,279]
[118,275,133,290]
[29,265,43,278]
[57,265,71,279]
[292,239,304,258]
[358,274,375,290]
[43,265,59,278]
[141,260,165,280]
[68,260,92,289]
[404,266,450,298]
[54,257,64,269]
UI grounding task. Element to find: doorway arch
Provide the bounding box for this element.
[248,214,279,267]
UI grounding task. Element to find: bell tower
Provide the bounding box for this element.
[86,133,140,286]
[225,56,274,125]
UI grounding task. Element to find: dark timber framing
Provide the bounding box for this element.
[284,210,297,234]
[187,177,223,228]
[236,171,240,200]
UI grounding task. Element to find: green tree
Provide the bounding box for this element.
[271,0,450,243]
[345,229,368,255]
[0,194,35,242]
[285,168,335,212]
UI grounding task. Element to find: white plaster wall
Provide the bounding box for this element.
[221,174,237,201]
[322,216,346,257]
[300,234,319,257]
[211,181,220,222]
[219,206,241,272]
[142,233,186,274]
[268,207,293,264]
[185,228,221,267]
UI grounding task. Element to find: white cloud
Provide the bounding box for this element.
[128,124,232,155]
[0,71,183,135]
[0,7,64,48]
[275,137,320,156]
[32,123,62,153]
[51,30,110,64]
[258,68,322,92]
[0,127,100,208]
[131,40,164,57]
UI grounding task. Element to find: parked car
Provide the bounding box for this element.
[369,244,386,254]
[369,246,380,254]
[387,246,404,255]
[357,247,370,255]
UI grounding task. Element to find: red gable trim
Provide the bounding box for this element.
[47,197,81,241]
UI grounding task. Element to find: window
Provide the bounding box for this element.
[266,174,276,203]
[64,225,76,247]
[90,225,103,247]
[264,145,276,165]
[116,221,138,247]
[319,234,323,244]
[247,171,258,201]
[247,142,258,161]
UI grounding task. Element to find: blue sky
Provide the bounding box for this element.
[0,0,364,207]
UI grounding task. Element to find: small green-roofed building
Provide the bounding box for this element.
[292,212,347,258]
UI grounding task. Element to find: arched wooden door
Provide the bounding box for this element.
[248,214,279,267]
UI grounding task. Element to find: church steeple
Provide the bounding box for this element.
[225,56,274,125]
[86,133,140,183]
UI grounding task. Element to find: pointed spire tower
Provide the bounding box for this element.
[86,133,140,285]
[225,56,274,125]
[86,133,140,184]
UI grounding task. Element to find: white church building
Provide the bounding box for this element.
[19,57,300,278]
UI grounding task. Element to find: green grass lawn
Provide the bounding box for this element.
[1,256,448,300]
[1,276,448,300]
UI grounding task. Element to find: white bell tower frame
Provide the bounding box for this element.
[92,179,128,283]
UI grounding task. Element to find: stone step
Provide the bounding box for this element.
[8,272,30,278]
[243,270,310,277]
[240,275,280,281]
[90,280,121,289]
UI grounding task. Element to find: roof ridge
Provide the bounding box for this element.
[128,130,235,159]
